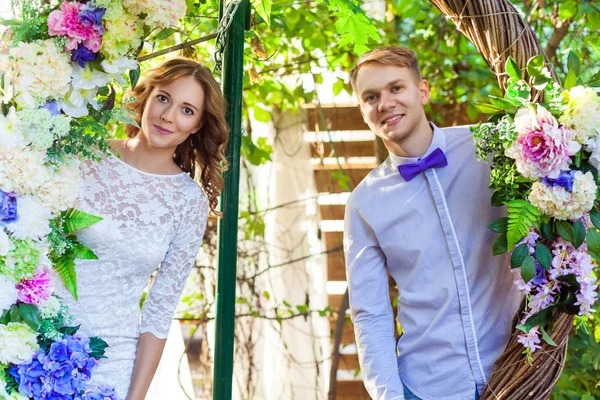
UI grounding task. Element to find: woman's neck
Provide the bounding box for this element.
[123,136,180,175]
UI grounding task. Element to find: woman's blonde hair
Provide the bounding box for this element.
[125,57,229,216]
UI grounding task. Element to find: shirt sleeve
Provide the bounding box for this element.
[344,199,405,400]
[140,186,209,339]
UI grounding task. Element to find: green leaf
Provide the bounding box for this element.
[89,337,109,360]
[590,208,600,229]
[510,244,529,268]
[559,0,578,20]
[506,200,541,249]
[572,220,586,248]
[564,69,577,90]
[488,217,508,233]
[567,51,581,77]
[521,255,536,282]
[535,243,552,271]
[9,304,21,322]
[493,233,508,256]
[473,102,503,115]
[516,307,553,333]
[155,27,177,41]
[540,326,557,346]
[111,107,139,128]
[586,227,600,254]
[296,304,309,313]
[72,241,99,260]
[587,70,600,86]
[532,75,551,91]
[53,251,78,301]
[556,221,575,243]
[488,96,518,111]
[251,0,272,26]
[252,105,271,122]
[541,222,554,241]
[262,291,270,300]
[18,304,40,330]
[59,325,81,336]
[526,54,545,78]
[505,56,521,80]
[129,66,140,89]
[62,209,103,233]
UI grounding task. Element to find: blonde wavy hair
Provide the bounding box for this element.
[124,57,229,216]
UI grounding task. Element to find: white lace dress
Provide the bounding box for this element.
[55,152,209,399]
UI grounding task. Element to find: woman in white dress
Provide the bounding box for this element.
[56,58,229,399]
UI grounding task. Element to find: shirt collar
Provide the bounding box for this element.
[388,122,446,167]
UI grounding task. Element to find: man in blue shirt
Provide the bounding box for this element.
[343,46,522,400]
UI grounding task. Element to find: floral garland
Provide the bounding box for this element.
[473,53,600,358]
[0,0,186,398]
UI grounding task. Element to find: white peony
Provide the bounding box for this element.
[0,229,15,256]
[6,195,53,240]
[0,274,18,314]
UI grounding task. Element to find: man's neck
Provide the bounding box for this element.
[388,119,433,158]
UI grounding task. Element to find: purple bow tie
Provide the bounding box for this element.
[397,147,448,181]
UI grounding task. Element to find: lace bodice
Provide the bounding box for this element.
[55,152,208,398]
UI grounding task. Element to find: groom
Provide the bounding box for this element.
[343,46,522,400]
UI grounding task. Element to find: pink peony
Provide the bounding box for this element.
[16,269,53,306]
[505,106,581,179]
[48,1,103,53]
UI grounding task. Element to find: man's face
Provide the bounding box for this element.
[355,64,430,155]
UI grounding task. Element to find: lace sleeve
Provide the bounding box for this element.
[140,184,209,339]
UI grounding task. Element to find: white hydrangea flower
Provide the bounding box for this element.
[0,148,48,195]
[37,157,81,212]
[529,171,596,220]
[560,86,600,144]
[0,230,15,257]
[0,322,40,364]
[0,274,18,314]
[6,195,53,240]
[0,39,72,108]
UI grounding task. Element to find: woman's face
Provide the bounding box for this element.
[140,75,205,150]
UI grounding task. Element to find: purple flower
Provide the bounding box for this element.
[72,44,97,68]
[531,263,548,286]
[78,3,106,35]
[83,385,120,400]
[50,341,69,362]
[51,361,76,395]
[542,170,576,192]
[44,100,61,116]
[0,189,18,226]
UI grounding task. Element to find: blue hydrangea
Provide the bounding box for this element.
[9,334,116,400]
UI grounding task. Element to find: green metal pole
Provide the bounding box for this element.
[213,1,246,399]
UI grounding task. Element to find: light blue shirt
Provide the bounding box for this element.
[343,124,522,400]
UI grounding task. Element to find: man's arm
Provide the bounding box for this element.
[344,202,405,400]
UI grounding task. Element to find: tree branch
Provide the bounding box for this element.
[137,32,217,62]
[544,19,571,62]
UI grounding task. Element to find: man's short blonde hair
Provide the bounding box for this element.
[350,46,422,90]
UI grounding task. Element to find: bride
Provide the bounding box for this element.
[55,57,229,399]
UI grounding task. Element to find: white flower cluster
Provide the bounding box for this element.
[529,171,597,220]
[0,40,72,108]
[560,86,600,144]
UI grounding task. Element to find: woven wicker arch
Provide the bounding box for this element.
[427,1,572,399]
